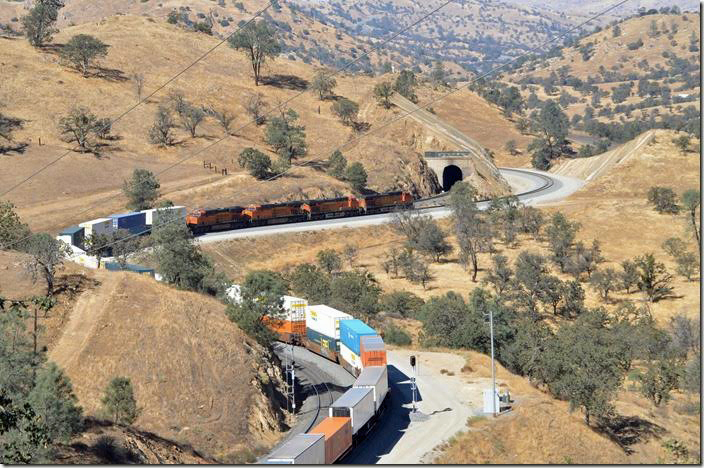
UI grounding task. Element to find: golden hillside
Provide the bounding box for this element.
[41,268,287,462]
[0,14,510,234]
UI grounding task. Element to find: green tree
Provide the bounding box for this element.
[345,162,367,192]
[559,280,585,318]
[265,108,307,164]
[519,206,544,240]
[373,82,394,109]
[538,275,563,315]
[528,100,569,170]
[228,20,281,86]
[540,310,626,425]
[620,259,639,293]
[311,71,337,100]
[111,230,139,269]
[514,251,548,318]
[148,106,176,147]
[238,147,271,179]
[316,249,342,274]
[151,211,227,296]
[0,393,51,464]
[332,98,359,126]
[122,169,160,211]
[328,270,381,319]
[635,253,673,302]
[612,24,621,37]
[674,252,698,281]
[638,357,682,407]
[23,233,68,295]
[662,237,687,258]
[0,201,31,251]
[681,189,700,252]
[504,140,518,155]
[393,70,418,103]
[288,263,330,304]
[430,60,447,87]
[589,267,620,302]
[206,106,235,135]
[379,291,424,318]
[83,233,111,270]
[672,134,690,154]
[502,317,551,378]
[448,182,492,282]
[482,254,512,298]
[546,212,580,272]
[21,0,64,47]
[327,150,347,179]
[27,363,82,443]
[178,102,205,138]
[383,324,411,345]
[342,244,358,269]
[60,34,109,77]
[647,186,679,214]
[398,248,433,289]
[101,377,139,425]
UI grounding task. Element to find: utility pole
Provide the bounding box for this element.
[485,309,497,417]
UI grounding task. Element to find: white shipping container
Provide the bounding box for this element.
[79,218,114,237]
[329,387,374,435]
[354,366,389,412]
[340,342,363,373]
[282,295,307,322]
[266,433,325,464]
[142,206,187,225]
[306,305,352,340]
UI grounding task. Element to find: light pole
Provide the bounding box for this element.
[485,309,497,417]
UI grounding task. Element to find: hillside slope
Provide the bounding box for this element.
[0,14,508,234]
[48,270,288,462]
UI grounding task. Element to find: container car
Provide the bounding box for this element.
[308,417,353,464]
[79,218,114,238]
[265,433,325,464]
[142,206,187,226]
[306,305,352,349]
[360,335,387,368]
[340,319,377,356]
[109,212,148,236]
[329,387,375,436]
[353,366,389,413]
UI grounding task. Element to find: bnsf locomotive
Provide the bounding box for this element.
[186,191,414,235]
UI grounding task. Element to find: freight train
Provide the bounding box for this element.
[225,289,389,464]
[186,191,414,235]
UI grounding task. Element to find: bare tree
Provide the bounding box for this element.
[179,103,205,138]
[244,92,267,125]
[57,107,100,153]
[23,233,68,294]
[206,106,236,135]
[131,71,145,102]
[148,106,176,146]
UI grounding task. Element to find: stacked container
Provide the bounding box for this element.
[339,319,377,375]
[305,305,352,360]
[329,387,375,435]
[264,295,308,342]
[57,226,85,249]
[79,218,114,238]
[141,206,187,226]
[308,417,352,464]
[353,366,389,412]
[109,212,148,236]
[265,433,325,464]
[360,335,387,368]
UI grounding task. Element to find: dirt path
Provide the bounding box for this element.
[49,272,120,371]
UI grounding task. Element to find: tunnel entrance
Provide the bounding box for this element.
[442,165,463,191]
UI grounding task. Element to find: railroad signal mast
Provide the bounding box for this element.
[284,344,296,412]
[410,355,417,413]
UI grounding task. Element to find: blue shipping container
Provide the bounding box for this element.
[104,262,155,277]
[110,212,148,235]
[59,225,85,248]
[340,319,377,356]
[306,327,338,352]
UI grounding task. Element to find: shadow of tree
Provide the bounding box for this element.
[595,414,666,454]
[93,66,128,82]
[353,121,372,133]
[0,142,29,155]
[261,74,309,91]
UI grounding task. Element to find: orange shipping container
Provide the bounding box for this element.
[308,417,352,464]
[263,317,306,335]
[360,335,387,368]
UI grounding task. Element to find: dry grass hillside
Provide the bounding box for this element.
[0,14,509,234]
[433,350,699,464]
[13,267,290,462]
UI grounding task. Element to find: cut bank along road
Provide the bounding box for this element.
[196,168,583,245]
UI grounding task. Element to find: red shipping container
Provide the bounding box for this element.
[308,417,352,464]
[360,335,387,368]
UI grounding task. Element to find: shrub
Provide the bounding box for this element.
[383,323,412,346]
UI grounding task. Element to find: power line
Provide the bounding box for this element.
[2,0,630,252]
[0,0,455,250]
[0,0,276,199]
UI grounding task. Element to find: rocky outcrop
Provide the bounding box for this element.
[393,154,442,198]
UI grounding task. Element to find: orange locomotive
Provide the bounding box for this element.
[185,191,414,234]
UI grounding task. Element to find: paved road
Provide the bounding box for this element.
[197,168,583,245]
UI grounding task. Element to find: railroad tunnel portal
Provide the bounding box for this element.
[442,165,463,191]
[424,151,473,193]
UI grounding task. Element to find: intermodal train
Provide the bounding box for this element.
[227,292,388,464]
[186,191,414,234]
